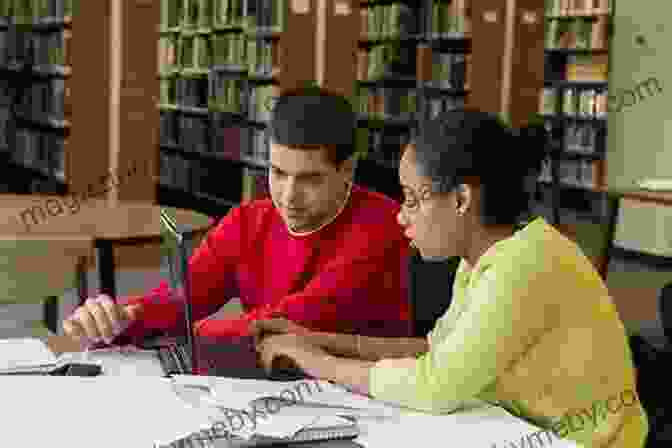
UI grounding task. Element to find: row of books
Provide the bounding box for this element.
[241,165,269,202]
[160,109,270,162]
[14,78,68,123]
[1,116,66,179]
[545,15,609,50]
[160,0,285,32]
[360,3,419,39]
[429,53,468,89]
[541,158,601,189]
[539,87,607,118]
[429,0,471,38]
[425,95,465,120]
[159,32,275,75]
[356,87,417,121]
[563,123,600,155]
[545,0,611,16]
[0,28,70,69]
[160,73,278,125]
[208,75,246,113]
[0,0,73,23]
[362,129,409,168]
[357,44,414,81]
[565,54,607,81]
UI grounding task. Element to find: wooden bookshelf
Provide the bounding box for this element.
[156,0,321,214]
[539,0,612,224]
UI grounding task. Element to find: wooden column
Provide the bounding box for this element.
[68,0,112,198]
[278,0,317,92]
[469,0,544,127]
[115,0,160,204]
[69,0,158,205]
[321,0,360,99]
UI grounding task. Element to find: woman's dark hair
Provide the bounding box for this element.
[409,108,548,226]
[269,87,356,167]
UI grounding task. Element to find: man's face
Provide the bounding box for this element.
[269,142,352,233]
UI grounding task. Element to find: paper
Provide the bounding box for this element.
[0,377,213,448]
[357,404,580,448]
[174,376,395,414]
[0,338,58,372]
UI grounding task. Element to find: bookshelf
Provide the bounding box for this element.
[0,1,72,195]
[539,0,612,224]
[350,0,544,201]
[156,0,321,216]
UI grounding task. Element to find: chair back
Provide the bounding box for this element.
[408,251,459,337]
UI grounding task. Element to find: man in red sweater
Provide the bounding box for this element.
[63,88,411,347]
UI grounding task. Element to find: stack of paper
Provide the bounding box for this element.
[170,376,395,441]
[0,338,60,374]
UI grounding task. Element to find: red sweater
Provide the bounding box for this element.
[119,184,411,343]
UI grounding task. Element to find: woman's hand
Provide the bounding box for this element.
[256,333,329,376]
[249,318,311,346]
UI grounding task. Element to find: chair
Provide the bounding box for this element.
[0,236,92,337]
[407,250,460,338]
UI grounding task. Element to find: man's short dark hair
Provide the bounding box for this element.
[269,87,357,166]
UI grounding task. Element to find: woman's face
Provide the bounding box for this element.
[397,146,466,260]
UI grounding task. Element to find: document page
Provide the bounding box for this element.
[0,338,58,372]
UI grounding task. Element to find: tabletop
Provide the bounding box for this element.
[0,194,212,239]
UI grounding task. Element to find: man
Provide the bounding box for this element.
[63,88,411,347]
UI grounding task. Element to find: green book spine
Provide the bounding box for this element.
[247,38,256,73]
[431,1,439,36]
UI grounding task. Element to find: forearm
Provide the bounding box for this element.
[308,332,428,361]
[296,351,376,396]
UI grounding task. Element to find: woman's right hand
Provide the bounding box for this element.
[62,294,143,346]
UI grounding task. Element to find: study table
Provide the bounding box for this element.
[597,188,672,279]
[38,334,582,448]
[0,194,211,302]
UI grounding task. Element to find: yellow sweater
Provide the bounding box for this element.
[370,217,648,448]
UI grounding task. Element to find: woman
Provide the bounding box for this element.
[252,110,648,448]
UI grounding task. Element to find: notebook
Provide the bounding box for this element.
[155,415,360,448]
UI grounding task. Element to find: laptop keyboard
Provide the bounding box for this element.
[158,343,192,375]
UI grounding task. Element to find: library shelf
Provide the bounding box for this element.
[545,12,611,20]
[545,48,609,55]
[539,113,606,124]
[544,80,608,89]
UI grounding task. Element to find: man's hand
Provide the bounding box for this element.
[256,333,328,376]
[62,294,143,346]
[249,317,310,346]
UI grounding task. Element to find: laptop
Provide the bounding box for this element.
[155,209,307,381]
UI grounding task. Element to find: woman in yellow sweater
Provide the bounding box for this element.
[252,109,648,448]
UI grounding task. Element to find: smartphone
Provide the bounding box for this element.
[50,363,103,377]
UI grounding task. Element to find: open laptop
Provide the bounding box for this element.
[154,209,306,381]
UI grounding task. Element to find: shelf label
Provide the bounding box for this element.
[335,1,351,16]
[292,0,310,14]
[522,11,539,25]
[484,11,498,23]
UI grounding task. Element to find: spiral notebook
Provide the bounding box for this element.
[156,416,360,447]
